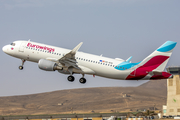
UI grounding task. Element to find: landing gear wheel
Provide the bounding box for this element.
[79,78,86,84]
[67,76,75,82]
[19,66,23,70]
[19,59,26,70]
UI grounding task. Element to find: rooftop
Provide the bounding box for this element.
[166,66,180,75]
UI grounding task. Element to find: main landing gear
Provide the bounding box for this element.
[67,75,86,84]
[19,59,26,70]
[79,77,86,84]
[67,76,75,82]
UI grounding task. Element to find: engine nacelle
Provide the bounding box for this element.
[38,59,62,71]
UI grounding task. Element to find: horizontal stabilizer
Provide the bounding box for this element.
[148,71,163,76]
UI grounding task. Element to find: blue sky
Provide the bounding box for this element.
[0,0,180,96]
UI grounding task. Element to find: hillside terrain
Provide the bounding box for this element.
[0,80,167,115]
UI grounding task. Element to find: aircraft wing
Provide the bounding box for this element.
[58,42,83,70]
[47,42,94,75]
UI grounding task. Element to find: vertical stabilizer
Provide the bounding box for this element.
[139,41,177,71]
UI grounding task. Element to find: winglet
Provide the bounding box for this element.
[71,42,83,54]
[126,56,132,62]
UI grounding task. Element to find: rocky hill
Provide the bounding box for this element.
[0,80,167,115]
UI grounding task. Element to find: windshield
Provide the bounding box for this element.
[10,43,15,46]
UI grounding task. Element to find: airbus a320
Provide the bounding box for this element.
[2,40,177,84]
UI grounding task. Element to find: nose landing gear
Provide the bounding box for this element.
[19,59,26,70]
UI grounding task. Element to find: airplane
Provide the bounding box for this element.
[2,40,177,84]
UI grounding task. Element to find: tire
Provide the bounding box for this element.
[19,66,23,70]
[79,78,86,84]
[67,76,75,82]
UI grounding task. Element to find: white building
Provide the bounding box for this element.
[164,67,180,116]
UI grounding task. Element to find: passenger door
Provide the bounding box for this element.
[19,42,26,52]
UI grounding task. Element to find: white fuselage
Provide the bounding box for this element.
[3,40,176,82]
[3,41,132,80]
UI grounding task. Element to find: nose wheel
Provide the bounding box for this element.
[19,59,26,70]
[19,66,24,70]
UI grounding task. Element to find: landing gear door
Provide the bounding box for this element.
[19,42,26,52]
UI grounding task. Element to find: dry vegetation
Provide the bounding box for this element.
[0,80,167,115]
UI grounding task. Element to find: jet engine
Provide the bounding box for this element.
[38,59,62,71]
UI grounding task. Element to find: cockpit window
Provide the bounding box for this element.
[10,43,16,46]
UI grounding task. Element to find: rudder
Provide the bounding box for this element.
[139,41,177,71]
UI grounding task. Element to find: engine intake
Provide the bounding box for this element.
[38,59,62,71]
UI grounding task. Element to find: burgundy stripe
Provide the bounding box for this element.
[126,55,169,80]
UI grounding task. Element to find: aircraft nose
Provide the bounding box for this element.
[2,45,8,53]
